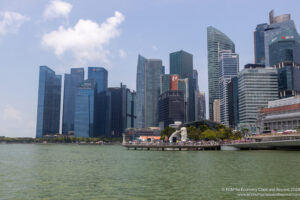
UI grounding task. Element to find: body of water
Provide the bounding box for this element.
[0,144,300,199]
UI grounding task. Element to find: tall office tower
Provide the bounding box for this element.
[178,78,189,122]
[36,66,62,138]
[170,50,195,122]
[219,50,239,126]
[136,55,162,128]
[198,92,206,120]
[264,10,298,67]
[273,61,300,98]
[213,99,220,123]
[254,23,268,65]
[108,84,137,137]
[227,77,239,128]
[269,30,300,66]
[62,68,84,135]
[160,74,179,94]
[193,69,199,120]
[126,89,136,128]
[74,80,97,138]
[88,67,108,93]
[158,90,185,129]
[238,64,278,133]
[207,26,235,121]
[88,67,109,136]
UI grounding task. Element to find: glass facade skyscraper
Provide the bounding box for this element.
[88,67,108,93]
[264,12,298,66]
[62,68,84,135]
[170,50,195,122]
[254,23,268,65]
[269,30,300,66]
[238,65,278,133]
[108,84,136,137]
[219,50,239,126]
[158,90,185,128]
[207,26,235,121]
[36,66,62,138]
[74,80,97,138]
[136,55,162,128]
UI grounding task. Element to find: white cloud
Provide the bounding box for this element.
[119,49,126,58]
[41,11,125,65]
[0,11,29,36]
[2,104,22,121]
[43,0,72,19]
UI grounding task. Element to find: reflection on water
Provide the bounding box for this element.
[0,144,300,200]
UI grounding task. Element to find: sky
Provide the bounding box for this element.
[0,0,300,137]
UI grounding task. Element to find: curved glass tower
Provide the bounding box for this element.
[207,26,235,121]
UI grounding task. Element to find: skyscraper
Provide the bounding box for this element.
[254,23,268,65]
[160,74,179,94]
[88,66,109,137]
[213,99,220,123]
[207,26,235,121]
[136,55,162,128]
[36,66,62,138]
[108,84,136,137]
[88,67,108,93]
[264,10,298,66]
[62,68,84,135]
[269,30,300,66]
[170,50,195,122]
[227,77,239,128]
[74,80,97,138]
[158,90,185,129]
[219,50,239,126]
[238,64,278,133]
[198,92,206,120]
[193,69,199,120]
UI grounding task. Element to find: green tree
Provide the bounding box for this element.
[160,127,176,140]
[201,129,217,140]
[187,126,199,141]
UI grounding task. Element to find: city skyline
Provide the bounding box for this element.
[1,0,300,137]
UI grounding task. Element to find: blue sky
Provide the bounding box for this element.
[0,0,300,137]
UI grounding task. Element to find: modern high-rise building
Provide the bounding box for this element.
[108,84,136,137]
[254,23,268,65]
[97,90,111,137]
[74,80,97,138]
[269,30,300,66]
[227,77,239,128]
[193,69,199,120]
[62,68,84,135]
[207,26,235,121]
[213,99,220,123]
[264,10,298,67]
[88,67,108,93]
[198,92,206,120]
[160,74,179,94]
[158,90,185,129]
[170,50,195,122]
[136,55,162,128]
[36,66,62,138]
[219,50,239,126]
[88,67,109,137]
[273,61,300,98]
[238,64,278,133]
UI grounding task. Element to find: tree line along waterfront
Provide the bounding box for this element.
[161,124,245,141]
[0,136,122,144]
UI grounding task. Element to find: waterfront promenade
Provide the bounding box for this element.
[124,137,300,151]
